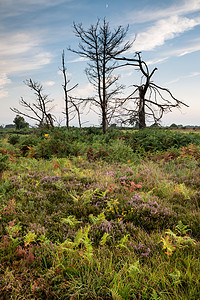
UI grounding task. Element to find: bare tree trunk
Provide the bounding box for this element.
[71,99,82,130]
[113,52,188,127]
[62,51,69,128]
[102,107,108,134]
[69,19,132,134]
[61,51,78,129]
[138,87,146,129]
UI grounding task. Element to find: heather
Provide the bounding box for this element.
[0,128,199,299]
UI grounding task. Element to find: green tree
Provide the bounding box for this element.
[13,115,29,130]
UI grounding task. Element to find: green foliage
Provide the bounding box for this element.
[0,153,9,172]
[123,128,200,154]
[99,232,110,246]
[6,127,200,161]
[161,221,197,257]
[0,129,200,299]
[13,115,29,130]
[61,215,81,227]
[107,139,134,162]
[17,134,40,156]
[8,134,20,145]
[24,231,37,246]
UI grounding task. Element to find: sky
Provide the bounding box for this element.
[0,0,200,127]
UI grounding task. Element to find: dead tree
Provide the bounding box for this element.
[68,18,132,133]
[61,50,78,128]
[114,52,189,128]
[68,96,88,129]
[10,79,55,128]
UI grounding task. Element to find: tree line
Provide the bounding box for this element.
[11,18,188,134]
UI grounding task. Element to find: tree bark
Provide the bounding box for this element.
[138,87,146,129]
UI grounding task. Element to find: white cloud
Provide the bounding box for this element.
[0,33,38,56]
[57,70,72,78]
[177,45,200,56]
[146,57,169,65]
[0,32,52,74]
[71,83,94,98]
[130,16,200,52]
[0,73,11,99]
[166,71,200,85]
[165,38,200,57]
[0,0,69,18]
[121,71,134,78]
[0,53,52,74]
[68,57,89,63]
[0,74,11,87]
[43,81,55,86]
[187,71,200,77]
[0,30,52,100]
[127,0,200,24]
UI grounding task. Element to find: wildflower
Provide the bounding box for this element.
[44,134,50,139]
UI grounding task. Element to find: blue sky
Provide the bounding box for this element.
[0,0,200,126]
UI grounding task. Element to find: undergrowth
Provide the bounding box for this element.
[0,128,199,299]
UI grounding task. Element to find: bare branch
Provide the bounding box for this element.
[69,18,133,133]
[10,80,54,128]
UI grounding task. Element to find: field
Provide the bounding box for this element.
[0,128,200,299]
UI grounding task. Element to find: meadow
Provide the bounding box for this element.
[0,128,199,299]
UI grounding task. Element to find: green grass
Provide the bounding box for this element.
[0,129,199,299]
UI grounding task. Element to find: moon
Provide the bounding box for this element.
[106,4,109,8]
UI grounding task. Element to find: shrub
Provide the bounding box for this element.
[123,193,177,230]
[107,139,134,163]
[18,135,41,156]
[0,153,9,172]
[8,134,20,145]
[123,129,200,154]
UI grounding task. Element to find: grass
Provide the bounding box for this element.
[0,129,199,299]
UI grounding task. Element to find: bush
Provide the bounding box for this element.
[123,129,200,154]
[8,134,20,145]
[107,139,134,163]
[18,135,41,156]
[0,153,9,172]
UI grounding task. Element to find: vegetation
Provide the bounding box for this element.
[13,115,29,130]
[0,128,199,299]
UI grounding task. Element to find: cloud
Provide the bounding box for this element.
[0,32,52,74]
[130,16,200,52]
[164,38,200,57]
[177,43,200,56]
[0,33,39,56]
[71,83,94,98]
[0,0,69,18]
[57,70,72,78]
[0,73,11,99]
[146,57,169,65]
[166,71,200,85]
[43,81,55,86]
[187,71,200,77]
[0,30,52,99]
[121,71,134,78]
[68,57,89,63]
[126,0,200,24]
